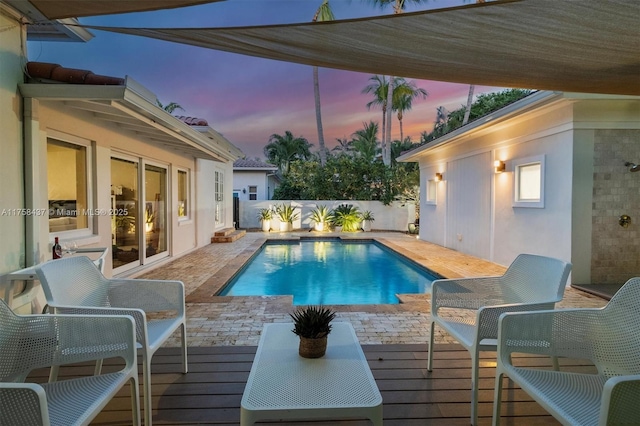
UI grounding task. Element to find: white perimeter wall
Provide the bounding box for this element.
[239,200,415,232]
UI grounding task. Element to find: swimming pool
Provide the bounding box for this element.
[218,239,438,305]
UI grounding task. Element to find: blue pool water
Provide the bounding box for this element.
[219,239,437,305]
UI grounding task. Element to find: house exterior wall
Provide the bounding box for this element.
[196,158,235,247]
[233,170,275,201]
[25,99,208,275]
[0,10,26,275]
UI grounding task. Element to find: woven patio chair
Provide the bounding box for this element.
[493,276,640,426]
[35,256,188,426]
[0,298,140,426]
[427,253,571,425]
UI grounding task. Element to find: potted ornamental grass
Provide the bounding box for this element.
[257,208,273,232]
[275,203,299,232]
[361,210,375,232]
[310,205,333,232]
[332,204,361,232]
[290,305,336,358]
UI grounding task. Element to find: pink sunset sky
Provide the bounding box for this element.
[27,0,504,159]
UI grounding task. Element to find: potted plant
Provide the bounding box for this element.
[310,205,333,232]
[331,204,361,232]
[257,208,273,232]
[361,210,375,232]
[275,203,299,232]
[290,305,336,358]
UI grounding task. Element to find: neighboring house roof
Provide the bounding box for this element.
[397,91,640,162]
[233,159,278,171]
[21,61,243,162]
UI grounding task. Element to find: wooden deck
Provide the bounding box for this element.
[29,343,599,425]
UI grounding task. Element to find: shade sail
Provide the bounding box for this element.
[85,0,640,95]
[29,0,224,19]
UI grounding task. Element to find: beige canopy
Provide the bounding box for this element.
[28,0,224,19]
[85,0,640,95]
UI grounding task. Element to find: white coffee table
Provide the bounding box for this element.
[240,322,383,425]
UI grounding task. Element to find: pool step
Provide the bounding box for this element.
[212,228,246,243]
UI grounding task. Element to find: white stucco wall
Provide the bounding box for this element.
[0,11,26,274]
[196,159,235,246]
[233,170,276,201]
[239,200,415,232]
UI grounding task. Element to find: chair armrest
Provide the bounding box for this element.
[497,308,603,362]
[601,375,640,425]
[431,276,504,312]
[475,301,558,342]
[106,279,185,314]
[0,383,49,425]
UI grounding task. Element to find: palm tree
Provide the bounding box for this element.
[312,0,335,167]
[363,0,428,165]
[156,100,184,114]
[393,79,428,143]
[264,131,313,176]
[362,75,390,164]
[351,121,379,163]
[332,137,353,156]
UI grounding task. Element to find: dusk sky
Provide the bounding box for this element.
[27,0,503,159]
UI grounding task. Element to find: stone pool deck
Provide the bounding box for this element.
[138,231,608,347]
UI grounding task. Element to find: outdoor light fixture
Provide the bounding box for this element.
[494,160,506,173]
[434,172,443,182]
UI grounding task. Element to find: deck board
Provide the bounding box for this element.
[27,343,597,425]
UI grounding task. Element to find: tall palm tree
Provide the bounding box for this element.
[263,131,313,176]
[351,121,379,163]
[156,100,184,114]
[363,0,428,165]
[362,75,390,164]
[393,79,428,143]
[312,0,335,167]
[332,137,353,156]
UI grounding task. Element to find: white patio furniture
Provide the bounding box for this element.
[241,322,383,425]
[493,276,640,426]
[35,256,188,426]
[0,298,140,426]
[427,253,572,425]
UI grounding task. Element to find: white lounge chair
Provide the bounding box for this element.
[493,277,640,426]
[427,253,572,425]
[0,298,140,426]
[35,256,188,426]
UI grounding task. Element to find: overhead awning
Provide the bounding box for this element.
[19,77,243,162]
[25,0,224,19]
[84,0,640,95]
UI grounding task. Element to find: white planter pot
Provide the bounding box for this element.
[261,220,271,232]
[279,222,292,232]
[314,222,325,232]
[334,226,343,233]
[362,220,372,232]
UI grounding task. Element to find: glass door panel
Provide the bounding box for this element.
[144,164,167,259]
[111,157,139,269]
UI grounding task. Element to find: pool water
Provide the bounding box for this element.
[219,239,437,305]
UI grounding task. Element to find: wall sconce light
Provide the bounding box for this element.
[242,188,246,193]
[434,172,443,182]
[494,160,506,173]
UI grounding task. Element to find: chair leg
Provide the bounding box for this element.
[552,356,560,371]
[181,321,188,374]
[470,349,479,426]
[94,359,104,375]
[427,321,435,371]
[130,376,142,426]
[143,353,152,426]
[492,372,504,426]
[48,365,59,383]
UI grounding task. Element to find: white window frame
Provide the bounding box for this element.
[177,168,190,221]
[248,185,258,201]
[513,155,545,208]
[425,179,438,205]
[46,131,95,240]
[215,170,224,225]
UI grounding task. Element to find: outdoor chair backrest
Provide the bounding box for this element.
[36,256,111,307]
[591,277,640,378]
[500,253,571,304]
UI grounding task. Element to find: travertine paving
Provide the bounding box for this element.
[138,231,608,347]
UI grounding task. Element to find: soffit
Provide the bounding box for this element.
[86,0,640,96]
[19,80,242,162]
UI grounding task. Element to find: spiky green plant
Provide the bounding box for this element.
[275,203,300,223]
[310,205,333,225]
[331,204,361,232]
[290,306,336,339]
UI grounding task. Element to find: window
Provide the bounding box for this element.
[425,179,437,205]
[248,185,257,201]
[47,138,89,233]
[177,169,189,220]
[215,171,224,224]
[513,155,545,208]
